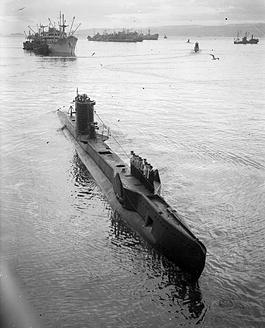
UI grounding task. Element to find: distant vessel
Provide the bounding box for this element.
[57,91,207,279]
[23,31,34,50]
[23,13,80,56]
[194,41,199,52]
[164,34,167,39]
[23,40,34,51]
[87,30,143,42]
[234,32,259,44]
[141,29,159,40]
[23,32,50,55]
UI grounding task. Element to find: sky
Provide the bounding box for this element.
[1,0,265,34]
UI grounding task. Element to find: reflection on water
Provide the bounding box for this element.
[109,211,206,323]
[71,153,96,187]
[69,152,109,213]
[68,151,207,325]
[23,49,77,61]
[42,56,77,62]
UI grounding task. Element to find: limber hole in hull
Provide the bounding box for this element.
[98,151,112,155]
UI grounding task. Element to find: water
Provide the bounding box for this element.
[0,36,265,327]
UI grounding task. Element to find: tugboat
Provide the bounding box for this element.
[57,91,207,279]
[23,28,50,55]
[23,31,34,50]
[23,40,34,51]
[234,32,259,44]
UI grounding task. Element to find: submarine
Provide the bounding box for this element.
[57,91,207,279]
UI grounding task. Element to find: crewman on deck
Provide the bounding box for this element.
[130,151,135,163]
[134,155,138,169]
[153,169,161,194]
[149,165,154,186]
[69,105,73,116]
[130,151,135,174]
[138,157,143,172]
[146,163,151,179]
[140,158,146,173]
[143,159,147,177]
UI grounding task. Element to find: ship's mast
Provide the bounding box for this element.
[59,11,61,33]
[72,23,81,35]
[69,16,75,36]
[59,13,68,37]
[40,24,47,36]
[28,25,36,34]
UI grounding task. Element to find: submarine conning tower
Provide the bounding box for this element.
[75,93,96,139]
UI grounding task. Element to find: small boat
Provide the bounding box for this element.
[194,41,199,52]
[57,91,207,279]
[164,34,167,39]
[23,40,33,51]
[23,30,35,50]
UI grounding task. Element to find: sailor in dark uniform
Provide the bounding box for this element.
[130,151,135,174]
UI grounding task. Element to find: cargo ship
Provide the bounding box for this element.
[57,91,207,279]
[23,13,80,56]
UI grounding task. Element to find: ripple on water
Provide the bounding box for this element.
[1,36,265,327]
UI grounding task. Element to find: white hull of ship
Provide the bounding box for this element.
[48,35,77,56]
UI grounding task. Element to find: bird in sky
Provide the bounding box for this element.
[210,54,219,60]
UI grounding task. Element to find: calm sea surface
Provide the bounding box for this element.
[0,36,265,327]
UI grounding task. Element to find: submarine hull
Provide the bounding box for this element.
[57,109,206,279]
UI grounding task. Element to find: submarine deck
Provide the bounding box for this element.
[58,109,206,277]
[66,115,197,239]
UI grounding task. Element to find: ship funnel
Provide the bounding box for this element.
[75,93,96,138]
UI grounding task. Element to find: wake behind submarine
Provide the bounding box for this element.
[57,91,207,279]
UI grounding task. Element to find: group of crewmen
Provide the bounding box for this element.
[130,151,156,187]
[75,93,90,102]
